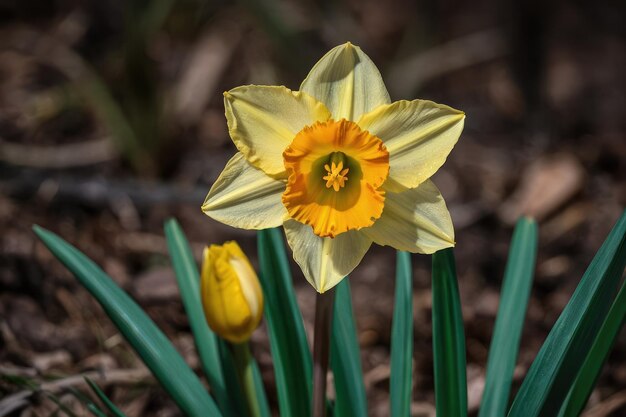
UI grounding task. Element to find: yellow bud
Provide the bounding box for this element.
[200,241,264,343]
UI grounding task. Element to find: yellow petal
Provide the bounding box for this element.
[358,100,464,190]
[283,219,372,292]
[202,153,287,229]
[225,242,264,321]
[300,42,390,121]
[225,85,331,177]
[362,180,455,253]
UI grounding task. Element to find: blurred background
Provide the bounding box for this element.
[1,0,625,416]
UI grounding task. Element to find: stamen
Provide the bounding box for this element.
[323,160,349,191]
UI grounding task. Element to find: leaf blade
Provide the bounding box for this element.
[164,219,236,417]
[217,339,253,417]
[479,218,538,417]
[257,228,312,417]
[250,354,272,417]
[558,279,626,417]
[331,278,368,417]
[432,248,468,417]
[33,226,222,417]
[85,378,129,417]
[507,210,626,417]
[390,251,413,417]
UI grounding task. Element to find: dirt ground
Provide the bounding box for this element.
[1,1,625,416]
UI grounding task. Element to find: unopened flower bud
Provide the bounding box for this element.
[201,242,264,343]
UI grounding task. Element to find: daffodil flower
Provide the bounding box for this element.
[201,242,264,343]
[203,42,464,293]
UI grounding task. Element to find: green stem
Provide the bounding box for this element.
[232,342,263,417]
[312,289,336,417]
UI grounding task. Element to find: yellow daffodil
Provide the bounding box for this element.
[202,42,464,293]
[201,242,264,343]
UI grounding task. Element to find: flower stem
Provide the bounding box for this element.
[233,342,263,417]
[312,289,336,417]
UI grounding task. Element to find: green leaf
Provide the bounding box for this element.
[558,279,626,417]
[85,403,109,417]
[250,352,272,417]
[432,248,468,417]
[67,387,108,417]
[507,210,626,417]
[33,226,222,417]
[216,340,271,417]
[390,251,413,417]
[331,278,368,417]
[218,339,252,417]
[257,228,312,417]
[164,219,236,417]
[85,378,129,417]
[231,342,272,417]
[479,218,538,417]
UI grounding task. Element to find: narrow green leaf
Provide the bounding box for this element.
[164,219,236,417]
[33,226,222,417]
[218,339,252,417]
[85,379,129,417]
[67,387,108,417]
[508,210,626,417]
[432,248,468,417]
[250,353,272,417]
[231,342,272,417]
[257,228,312,417]
[390,251,413,417]
[85,404,108,417]
[479,218,538,417]
[331,278,368,417]
[558,279,626,417]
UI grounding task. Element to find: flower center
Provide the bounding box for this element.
[282,119,389,238]
[322,153,350,191]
